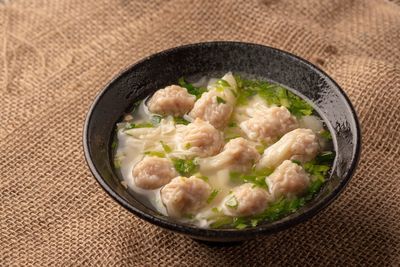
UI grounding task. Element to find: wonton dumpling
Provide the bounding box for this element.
[161,176,211,218]
[240,106,298,143]
[189,74,237,129]
[147,85,196,116]
[189,90,233,129]
[222,183,270,217]
[183,118,224,157]
[200,137,260,173]
[132,156,177,189]
[257,128,319,169]
[267,160,310,199]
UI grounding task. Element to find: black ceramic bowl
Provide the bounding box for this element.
[83,41,360,242]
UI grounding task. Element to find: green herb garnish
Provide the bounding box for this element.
[178,77,207,99]
[114,158,121,168]
[217,79,231,87]
[211,207,219,213]
[174,116,190,125]
[223,127,242,141]
[144,151,165,158]
[125,122,154,129]
[184,143,192,149]
[230,168,273,189]
[171,158,198,176]
[216,96,226,104]
[235,223,247,229]
[320,129,332,140]
[315,151,335,164]
[111,140,118,149]
[225,195,238,209]
[291,159,302,165]
[207,189,219,204]
[234,75,313,116]
[255,144,266,154]
[194,173,209,182]
[160,141,172,153]
[304,161,331,181]
[151,115,162,125]
[210,216,233,229]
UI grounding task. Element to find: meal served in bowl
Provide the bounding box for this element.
[112,72,335,229]
[83,41,360,242]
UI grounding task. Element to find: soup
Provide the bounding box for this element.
[112,72,335,229]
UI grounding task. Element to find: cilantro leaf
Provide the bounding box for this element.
[178,77,207,99]
[171,158,198,176]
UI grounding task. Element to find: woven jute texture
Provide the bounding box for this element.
[1,0,399,266]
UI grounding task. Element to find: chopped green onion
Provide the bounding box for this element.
[207,189,219,204]
[225,196,238,209]
[184,143,192,149]
[144,151,165,158]
[160,141,172,153]
[217,79,231,87]
[306,179,324,198]
[171,158,198,176]
[125,122,154,129]
[174,117,190,125]
[210,216,233,229]
[151,115,162,125]
[235,223,247,230]
[250,219,258,227]
[255,144,266,154]
[211,207,219,213]
[229,168,272,189]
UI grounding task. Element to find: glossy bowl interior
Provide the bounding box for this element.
[83,41,360,242]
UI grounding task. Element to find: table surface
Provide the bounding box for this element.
[0,0,399,266]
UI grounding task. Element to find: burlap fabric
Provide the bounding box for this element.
[1,0,399,266]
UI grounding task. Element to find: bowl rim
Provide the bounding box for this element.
[83,41,361,240]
